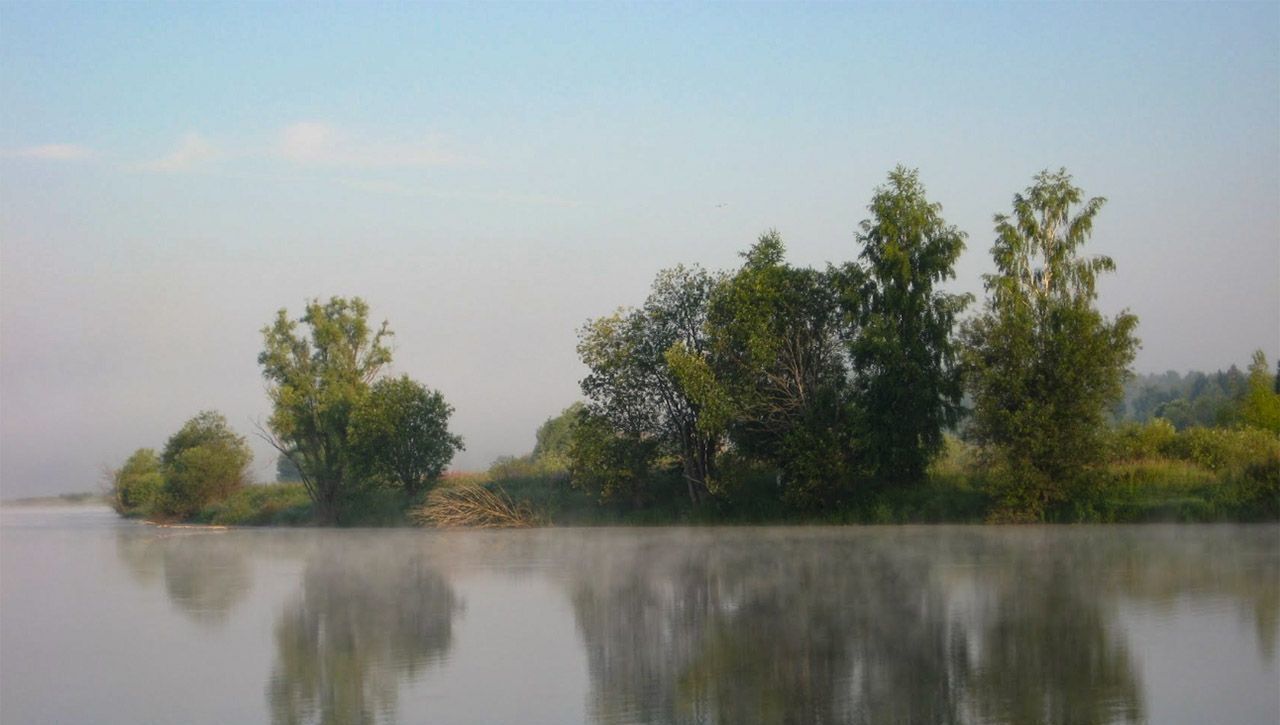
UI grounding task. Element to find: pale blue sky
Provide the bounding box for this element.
[2,2,1277,496]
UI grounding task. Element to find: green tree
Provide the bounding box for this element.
[577,265,721,506]
[276,454,302,483]
[159,411,253,518]
[532,402,585,470]
[259,297,393,523]
[845,167,971,484]
[699,232,850,507]
[111,448,164,517]
[349,375,465,496]
[567,409,663,508]
[961,169,1139,516]
[1240,350,1280,433]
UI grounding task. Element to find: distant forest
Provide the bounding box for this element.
[1120,357,1279,429]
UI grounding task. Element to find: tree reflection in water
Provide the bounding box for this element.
[267,539,460,725]
[115,530,252,626]
[110,524,1277,725]
[568,529,1152,725]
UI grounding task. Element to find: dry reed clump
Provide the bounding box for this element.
[413,484,540,528]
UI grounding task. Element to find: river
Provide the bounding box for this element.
[1,506,1276,724]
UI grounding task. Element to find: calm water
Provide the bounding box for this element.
[1,507,1277,725]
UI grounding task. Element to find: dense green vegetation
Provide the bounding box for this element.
[108,166,1278,527]
[258,297,463,523]
[961,170,1140,517]
[110,411,253,521]
[108,298,464,525]
[1120,351,1280,431]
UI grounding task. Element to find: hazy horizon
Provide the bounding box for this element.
[2,3,1277,497]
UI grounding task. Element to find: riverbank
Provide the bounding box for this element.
[106,423,1278,528]
[161,454,1275,528]
[2,492,108,508]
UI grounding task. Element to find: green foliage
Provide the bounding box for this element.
[487,455,538,480]
[702,232,851,507]
[845,167,971,484]
[1160,426,1280,472]
[1240,350,1280,433]
[1106,419,1178,462]
[276,453,302,482]
[259,297,392,523]
[1123,366,1251,429]
[577,265,721,505]
[567,410,663,507]
[962,169,1139,518]
[111,448,164,517]
[158,411,252,519]
[350,375,464,495]
[531,402,584,471]
[195,483,314,526]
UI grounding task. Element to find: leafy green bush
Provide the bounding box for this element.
[159,411,253,519]
[1161,426,1280,472]
[111,448,164,517]
[1106,419,1178,462]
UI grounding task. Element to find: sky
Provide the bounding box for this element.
[1,2,1277,497]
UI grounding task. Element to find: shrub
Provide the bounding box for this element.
[159,411,253,519]
[111,448,164,517]
[1106,419,1178,462]
[1162,427,1280,472]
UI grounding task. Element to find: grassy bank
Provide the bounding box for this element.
[125,424,1278,528]
[182,483,437,527]
[463,426,1279,527]
[466,461,1274,527]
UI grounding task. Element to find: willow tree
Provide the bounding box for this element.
[259,297,392,523]
[962,169,1139,516]
[846,167,970,484]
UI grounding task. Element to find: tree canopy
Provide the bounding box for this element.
[159,410,253,518]
[111,448,164,517]
[962,169,1139,514]
[576,265,722,506]
[846,166,970,484]
[259,297,393,523]
[350,375,465,496]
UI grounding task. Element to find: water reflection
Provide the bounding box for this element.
[967,542,1142,725]
[565,528,1279,724]
[100,523,1278,725]
[115,530,252,625]
[268,540,460,725]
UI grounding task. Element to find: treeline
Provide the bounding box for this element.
[553,167,1137,519]
[108,166,1279,526]
[1120,353,1280,430]
[496,167,1277,523]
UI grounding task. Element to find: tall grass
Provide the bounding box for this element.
[413,483,540,528]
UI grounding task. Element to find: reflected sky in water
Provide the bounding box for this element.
[1,507,1277,725]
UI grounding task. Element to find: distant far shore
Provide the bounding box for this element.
[1,492,108,507]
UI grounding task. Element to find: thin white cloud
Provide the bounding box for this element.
[337,177,577,207]
[276,121,465,168]
[5,143,93,160]
[133,132,219,172]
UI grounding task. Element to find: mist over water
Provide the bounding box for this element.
[2,508,1277,725]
